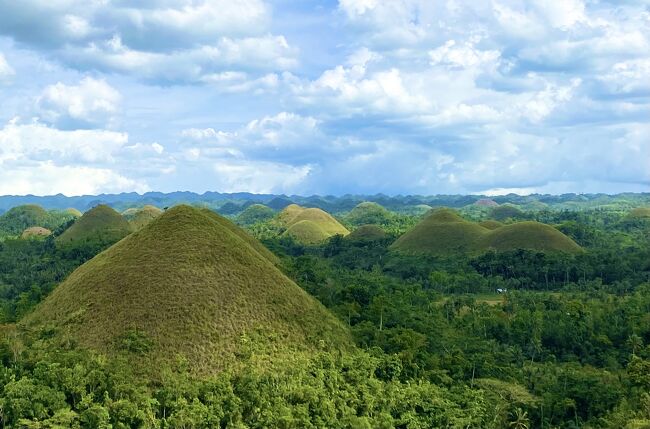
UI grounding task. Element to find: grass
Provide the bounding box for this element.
[64,208,83,218]
[236,204,275,225]
[479,220,503,230]
[392,208,582,255]
[345,202,392,226]
[627,208,650,219]
[21,227,52,239]
[346,224,388,242]
[23,205,352,376]
[56,204,132,246]
[0,205,50,236]
[490,204,525,221]
[278,204,349,244]
[123,205,163,231]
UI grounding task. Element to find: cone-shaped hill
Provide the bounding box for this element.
[345,202,392,226]
[279,204,349,244]
[392,208,582,255]
[21,226,52,239]
[237,204,275,225]
[479,220,504,230]
[56,205,132,247]
[0,204,50,235]
[626,208,650,219]
[476,221,583,253]
[346,225,388,243]
[24,206,350,375]
[490,204,525,221]
[123,205,163,231]
[391,208,488,254]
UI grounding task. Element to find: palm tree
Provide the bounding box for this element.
[509,407,530,429]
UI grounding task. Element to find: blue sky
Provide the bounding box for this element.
[0,0,648,196]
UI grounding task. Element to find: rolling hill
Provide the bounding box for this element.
[21,226,52,239]
[346,224,388,243]
[345,202,392,226]
[24,205,351,375]
[479,220,504,230]
[490,204,525,221]
[237,204,275,225]
[123,205,163,231]
[0,205,51,236]
[392,208,582,255]
[626,207,650,219]
[56,205,132,247]
[279,204,349,243]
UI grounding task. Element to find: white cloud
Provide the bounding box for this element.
[36,77,121,128]
[211,160,311,194]
[429,40,500,69]
[0,53,14,81]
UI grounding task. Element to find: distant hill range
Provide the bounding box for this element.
[1,191,649,215]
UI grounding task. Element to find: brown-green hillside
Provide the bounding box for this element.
[123,205,163,231]
[346,224,388,242]
[0,205,50,236]
[237,204,275,225]
[24,205,351,375]
[627,208,650,219]
[345,202,392,226]
[479,220,504,230]
[391,208,488,255]
[477,221,583,253]
[392,208,582,255]
[278,204,349,243]
[490,204,525,221]
[56,205,132,247]
[63,208,83,218]
[21,226,52,239]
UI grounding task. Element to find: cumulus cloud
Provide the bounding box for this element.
[0,0,295,85]
[0,119,148,195]
[36,77,121,129]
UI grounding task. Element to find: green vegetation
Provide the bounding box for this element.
[346,224,388,242]
[278,204,349,243]
[392,208,489,254]
[478,219,503,230]
[25,205,350,375]
[0,205,77,238]
[20,227,52,239]
[490,204,525,221]
[345,202,393,226]
[56,205,132,248]
[1,194,650,428]
[236,204,275,226]
[122,205,163,231]
[393,208,582,255]
[627,207,650,219]
[477,221,583,253]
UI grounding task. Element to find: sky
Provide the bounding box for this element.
[0,0,648,197]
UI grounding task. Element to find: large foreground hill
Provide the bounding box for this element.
[24,205,351,375]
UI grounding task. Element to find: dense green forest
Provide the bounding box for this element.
[0,196,649,428]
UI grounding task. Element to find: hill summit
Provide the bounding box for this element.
[25,205,350,374]
[56,204,132,247]
[392,208,582,255]
[279,204,349,244]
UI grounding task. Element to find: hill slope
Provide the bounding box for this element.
[56,205,132,247]
[24,206,351,375]
[237,204,275,225]
[0,205,50,236]
[346,224,388,242]
[345,202,392,226]
[392,208,488,254]
[392,208,581,255]
[123,205,163,231]
[279,204,349,243]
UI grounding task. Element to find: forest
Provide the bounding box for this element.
[0,194,648,428]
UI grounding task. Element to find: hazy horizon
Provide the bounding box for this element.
[0,1,648,196]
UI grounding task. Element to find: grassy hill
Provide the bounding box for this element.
[24,205,351,375]
[278,204,349,243]
[56,205,132,247]
[237,204,275,226]
[345,202,392,226]
[479,220,504,230]
[477,221,583,253]
[391,208,488,254]
[490,204,525,221]
[627,207,650,219]
[63,208,83,218]
[346,224,388,243]
[0,205,50,236]
[123,205,163,231]
[21,226,52,239]
[392,208,582,255]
